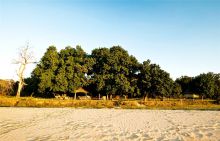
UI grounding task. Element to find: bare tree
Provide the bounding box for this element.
[13,43,36,97]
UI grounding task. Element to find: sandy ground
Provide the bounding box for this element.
[0,108,219,141]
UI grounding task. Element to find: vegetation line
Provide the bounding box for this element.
[0,96,219,110]
[1,45,220,103]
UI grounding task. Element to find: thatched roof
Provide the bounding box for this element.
[74,87,89,94]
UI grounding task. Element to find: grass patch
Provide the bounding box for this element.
[0,96,115,108]
[0,96,219,110]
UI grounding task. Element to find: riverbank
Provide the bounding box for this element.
[0,108,219,141]
[0,96,219,110]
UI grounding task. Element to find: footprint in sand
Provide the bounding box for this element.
[206,132,213,137]
[128,133,139,140]
[142,134,153,140]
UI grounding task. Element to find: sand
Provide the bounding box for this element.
[0,108,219,141]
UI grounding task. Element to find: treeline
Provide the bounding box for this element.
[10,45,220,100]
[176,74,220,99]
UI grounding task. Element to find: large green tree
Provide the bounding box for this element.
[194,72,216,99]
[31,45,92,98]
[108,46,137,97]
[149,64,173,98]
[64,46,89,99]
[175,76,193,94]
[89,47,111,98]
[127,55,141,97]
[176,73,220,99]
[172,82,182,98]
[138,60,151,99]
[138,61,174,99]
[89,46,140,99]
[32,46,59,97]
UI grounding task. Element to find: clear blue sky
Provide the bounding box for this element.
[0,0,220,80]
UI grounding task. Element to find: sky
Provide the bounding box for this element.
[0,0,220,80]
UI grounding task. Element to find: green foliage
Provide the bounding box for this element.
[194,72,216,98]
[22,77,38,97]
[138,61,174,99]
[214,74,220,99]
[88,47,110,95]
[89,46,140,98]
[176,72,220,99]
[138,60,151,97]
[175,76,193,94]
[31,45,92,98]
[23,45,219,100]
[32,46,59,97]
[172,82,182,98]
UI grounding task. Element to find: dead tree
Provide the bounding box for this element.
[13,44,36,97]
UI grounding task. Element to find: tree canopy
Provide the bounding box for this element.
[20,45,220,100]
[89,46,140,99]
[175,73,220,99]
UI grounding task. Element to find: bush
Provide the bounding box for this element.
[0,79,15,96]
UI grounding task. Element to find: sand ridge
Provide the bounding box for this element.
[0,108,220,141]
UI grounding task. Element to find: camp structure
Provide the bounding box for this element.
[184,94,200,99]
[73,87,90,100]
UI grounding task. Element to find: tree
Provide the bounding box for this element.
[13,44,36,97]
[32,46,59,97]
[61,46,89,99]
[176,73,220,99]
[89,46,140,99]
[32,45,92,99]
[175,76,193,94]
[22,77,38,97]
[108,46,133,97]
[214,73,220,99]
[149,64,173,99]
[53,46,73,95]
[127,55,141,98]
[172,82,182,98]
[194,72,216,99]
[89,47,111,98]
[138,60,151,100]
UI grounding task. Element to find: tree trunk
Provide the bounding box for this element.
[143,93,148,102]
[144,95,148,102]
[98,93,101,100]
[16,82,23,97]
[16,64,26,97]
[74,92,77,100]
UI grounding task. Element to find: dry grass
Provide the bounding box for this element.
[139,99,219,110]
[0,96,115,108]
[0,96,219,110]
